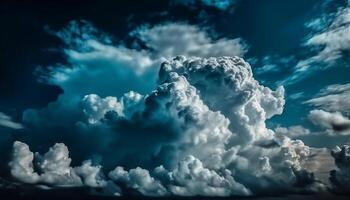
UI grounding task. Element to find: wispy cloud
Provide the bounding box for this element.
[282,1,350,85]
[0,112,23,130]
[305,83,350,115]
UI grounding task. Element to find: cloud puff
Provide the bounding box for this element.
[9,21,324,196]
[9,141,106,188]
[305,83,350,135]
[159,155,250,196]
[0,112,23,130]
[159,56,285,144]
[308,109,350,135]
[131,23,247,59]
[109,166,168,196]
[16,56,323,196]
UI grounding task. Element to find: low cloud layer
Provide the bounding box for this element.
[10,54,326,196]
[308,110,350,135]
[9,141,106,188]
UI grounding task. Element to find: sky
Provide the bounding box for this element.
[1,0,350,199]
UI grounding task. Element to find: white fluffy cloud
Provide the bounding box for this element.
[81,94,123,124]
[109,166,168,196]
[159,56,285,144]
[308,109,350,135]
[9,141,106,188]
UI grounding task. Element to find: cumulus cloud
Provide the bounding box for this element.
[8,21,325,196]
[109,166,168,196]
[0,112,23,130]
[9,141,106,188]
[308,109,350,135]
[160,155,250,196]
[305,83,350,135]
[159,56,285,145]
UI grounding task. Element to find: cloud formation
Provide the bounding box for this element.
[7,21,327,196]
[9,141,106,188]
[308,110,350,135]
